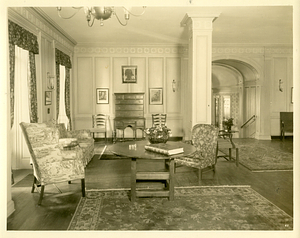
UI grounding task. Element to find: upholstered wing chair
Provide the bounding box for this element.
[175,124,219,183]
[20,122,85,205]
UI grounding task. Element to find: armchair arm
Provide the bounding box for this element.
[33,145,85,185]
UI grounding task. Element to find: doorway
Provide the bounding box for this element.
[212,59,259,138]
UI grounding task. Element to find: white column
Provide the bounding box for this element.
[181,13,220,139]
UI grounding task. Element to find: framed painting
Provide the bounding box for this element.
[122,65,137,83]
[45,91,52,105]
[96,88,109,104]
[149,88,163,105]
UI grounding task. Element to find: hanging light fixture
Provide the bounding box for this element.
[57,6,146,27]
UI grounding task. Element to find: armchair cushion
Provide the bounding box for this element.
[50,123,95,166]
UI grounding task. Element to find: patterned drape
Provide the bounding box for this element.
[55,48,72,130]
[29,52,38,123]
[65,68,72,130]
[8,20,39,127]
[56,62,60,121]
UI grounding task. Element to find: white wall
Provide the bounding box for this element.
[73,45,187,137]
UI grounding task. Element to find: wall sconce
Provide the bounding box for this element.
[172,79,176,92]
[279,79,283,92]
[47,72,55,90]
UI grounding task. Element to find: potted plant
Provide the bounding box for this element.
[144,125,172,144]
[223,118,234,132]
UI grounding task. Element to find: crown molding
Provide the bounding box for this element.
[212,44,292,55]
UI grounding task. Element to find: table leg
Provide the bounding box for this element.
[131,158,137,202]
[236,148,239,167]
[229,148,232,160]
[169,159,174,201]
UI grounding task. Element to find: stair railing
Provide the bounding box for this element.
[241,115,256,129]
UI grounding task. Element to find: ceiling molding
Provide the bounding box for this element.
[31,7,77,46]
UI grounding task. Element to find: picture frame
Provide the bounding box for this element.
[122,65,137,83]
[96,88,109,104]
[149,88,163,105]
[45,91,52,105]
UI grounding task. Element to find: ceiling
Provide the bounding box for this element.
[37,6,293,46]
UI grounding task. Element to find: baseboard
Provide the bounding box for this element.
[168,137,183,141]
[7,199,15,217]
[94,137,183,142]
[271,136,293,140]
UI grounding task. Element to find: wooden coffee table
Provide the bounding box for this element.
[110,140,196,202]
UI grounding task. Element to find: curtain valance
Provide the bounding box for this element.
[8,20,39,54]
[55,48,72,69]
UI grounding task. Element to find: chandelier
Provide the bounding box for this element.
[57,6,146,27]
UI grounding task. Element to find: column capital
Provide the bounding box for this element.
[181,13,220,30]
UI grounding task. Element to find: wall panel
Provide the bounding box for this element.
[148,57,164,113]
[77,57,93,114]
[272,58,287,113]
[95,57,110,88]
[130,57,146,92]
[113,57,128,93]
[166,57,181,114]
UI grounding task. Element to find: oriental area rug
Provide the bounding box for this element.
[231,139,293,172]
[67,186,293,231]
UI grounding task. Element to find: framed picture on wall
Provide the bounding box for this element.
[45,91,52,105]
[96,88,109,104]
[149,88,163,105]
[122,65,137,83]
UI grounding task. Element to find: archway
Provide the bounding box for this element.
[212,59,259,138]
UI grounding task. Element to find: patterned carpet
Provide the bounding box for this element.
[96,140,293,172]
[231,139,293,172]
[68,186,293,230]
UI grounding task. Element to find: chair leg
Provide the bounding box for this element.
[68,181,71,184]
[31,176,37,193]
[213,164,216,173]
[38,185,45,205]
[198,169,202,184]
[81,179,85,197]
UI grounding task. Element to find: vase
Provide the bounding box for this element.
[148,131,169,144]
[226,125,232,132]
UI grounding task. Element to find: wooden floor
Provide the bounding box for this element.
[7,138,294,230]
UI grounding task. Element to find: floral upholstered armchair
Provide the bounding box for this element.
[20,122,86,205]
[175,124,219,183]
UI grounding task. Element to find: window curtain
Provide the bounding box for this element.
[55,49,72,130]
[8,20,39,128]
[57,65,69,128]
[12,46,31,168]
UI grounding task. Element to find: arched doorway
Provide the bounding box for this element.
[212,59,259,138]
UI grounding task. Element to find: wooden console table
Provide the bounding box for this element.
[114,93,145,141]
[110,140,196,202]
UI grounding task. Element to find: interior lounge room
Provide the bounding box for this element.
[2,1,299,237]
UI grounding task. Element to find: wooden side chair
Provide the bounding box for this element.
[175,124,219,184]
[152,114,167,127]
[91,114,107,143]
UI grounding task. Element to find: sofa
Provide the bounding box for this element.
[46,121,95,166]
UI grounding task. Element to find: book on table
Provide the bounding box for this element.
[144,143,184,155]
